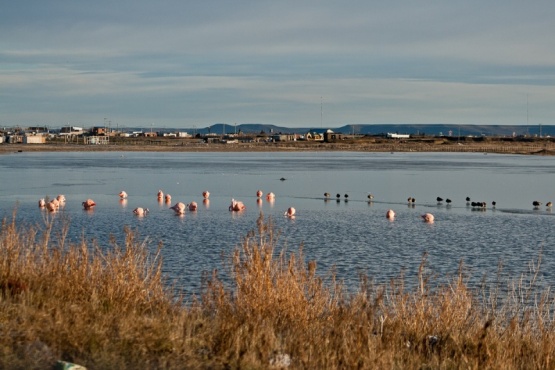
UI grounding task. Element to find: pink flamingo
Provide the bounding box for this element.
[170,202,186,215]
[188,201,198,211]
[56,194,66,203]
[50,198,60,210]
[256,190,263,198]
[284,207,296,218]
[82,199,96,210]
[421,213,435,223]
[119,191,128,199]
[202,191,210,199]
[165,194,172,203]
[266,192,275,201]
[38,198,46,208]
[386,209,395,220]
[157,189,164,200]
[229,198,246,212]
[45,201,57,213]
[133,207,149,216]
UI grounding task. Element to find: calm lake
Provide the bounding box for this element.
[1,151,554,296]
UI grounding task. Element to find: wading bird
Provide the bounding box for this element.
[284,207,296,218]
[229,199,246,212]
[421,213,435,223]
[170,202,186,215]
[386,209,395,220]
[133,207,149,216]
[82,199,96,210]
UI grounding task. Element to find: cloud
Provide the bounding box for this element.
[1,1,555,127]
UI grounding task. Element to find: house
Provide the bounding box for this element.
[305,129,326,141]
[91,126,107,136]
[271,134,297,142]
[323,130,344,142]
[59,126,84,136]
[23,134,46,144]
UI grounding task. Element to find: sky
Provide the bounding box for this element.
[1,1,555,129]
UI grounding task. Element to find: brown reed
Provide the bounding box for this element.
[1,211,555,369]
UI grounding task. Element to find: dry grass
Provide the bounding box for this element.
[1,212,555,369]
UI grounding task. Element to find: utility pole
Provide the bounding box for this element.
[320,96,323,128]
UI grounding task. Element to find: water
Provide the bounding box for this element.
[1,151,554,296]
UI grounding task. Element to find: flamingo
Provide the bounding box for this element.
[229,199,246,212]
[82,199,96,210]
[56,194,66,203]
[165,194,172,203]
[170,202,186,215]
[133,207,149,216]
[266,192,275,201]
[38,198,46,208]
[202,191,210,199]
[157,189,164,200]
[421,213,435,223]
[188,201,198,211]
[284,207,296,218]
[50,198,60,210]
[119,191,128,199]
[386,209,395,220]
[256,190,263,198]
[45,201,57,213]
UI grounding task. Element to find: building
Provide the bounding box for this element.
[60,126,84,136]
[91,127,107,136]
[23,134,46,144]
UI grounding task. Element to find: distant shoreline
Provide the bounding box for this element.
[1,140,554,155]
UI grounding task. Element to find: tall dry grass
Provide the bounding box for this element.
[1,211,555,369]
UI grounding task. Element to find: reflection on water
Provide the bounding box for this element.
[1,151,554,296]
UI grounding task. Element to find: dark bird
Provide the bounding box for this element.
[436,197,443,202]
[533,201,542,207]
[492,201,496,207]
[336,193,341,199]
[446,199,452,204]
[466,197,471,202]
[344,194,349,199]
[280,177,286,181]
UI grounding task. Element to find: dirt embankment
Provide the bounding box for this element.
[1,138,554,155]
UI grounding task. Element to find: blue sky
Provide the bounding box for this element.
[1,1,554,129]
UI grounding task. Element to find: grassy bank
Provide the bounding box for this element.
[1,137,555,155]
[1,213,554,369]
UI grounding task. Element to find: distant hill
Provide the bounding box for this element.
[194,123,553,137]
[46,123,552,138]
